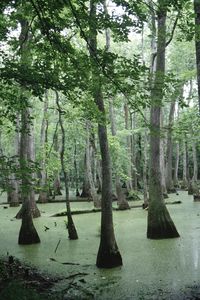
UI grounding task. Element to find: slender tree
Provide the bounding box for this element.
[55,91,78,240]
[89,0,122,268]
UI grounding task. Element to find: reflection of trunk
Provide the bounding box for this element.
[160,110,168,198]
[147,3,179,239]
[86,122,101,208]
[109,100,130,210]
[165,100,176,193]
[90,0,122,268]
[124,103,133,191]
[173,142,180,187]
[56,91,78,240]
[38,92,49,203]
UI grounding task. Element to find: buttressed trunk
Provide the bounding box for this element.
[147,2,179,239]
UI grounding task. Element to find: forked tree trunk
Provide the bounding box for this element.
[86,121,101,208]
[147,2,179,239]
[38,91,49,203]
[109,100,130,210]
[56,91,78,240]
[90,0,122,268]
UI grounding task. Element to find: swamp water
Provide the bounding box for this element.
[1,191,200,299]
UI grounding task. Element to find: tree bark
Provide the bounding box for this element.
[173,142,180,187]
[86,121,101,208]
[182,139,189,189]
[56,91,78,240]
[109,100,130,210]
[18,107,40,244]
[147,2,179,239]
[165,100,176,193]
[9,115,20,207]
[38,91,50,203]
[194,0,200,113]
[124,103,133,191]
[90,0,122,268]
[160,110,168,198]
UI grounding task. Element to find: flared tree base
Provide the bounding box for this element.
[18,219,40,245]
[68,221,78,240]
[16,206,41,219]
[96,245,123,268]
[37,192,50,203]
[10,202,20,207]
[163,193,169,199]
[147,208,180,239]
[194,194,200,202]
[118,201,130,210]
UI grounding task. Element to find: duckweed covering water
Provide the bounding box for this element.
[1,191,200,299]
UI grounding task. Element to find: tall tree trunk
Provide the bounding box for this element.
[173,142,180,187]
[143,111,149,206]
[80,154,91,198]
[147,2,179,239]
[56,91,78,240]
[194,0,200,113]
[86,121,101,208]
[74,140,80,196]
[16,18,40,221]
[52,132,62,197]
[109,100,130,210]
[165,100,176,193]
[124,103,133,191]
[182,139,189,189]
[38,91,49,203]
[18,107,40,244]
[16,109,40,219]
[130,113,138,190]
[90,0,122,268]
[160,110,168,198]
[9,114,20,207]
